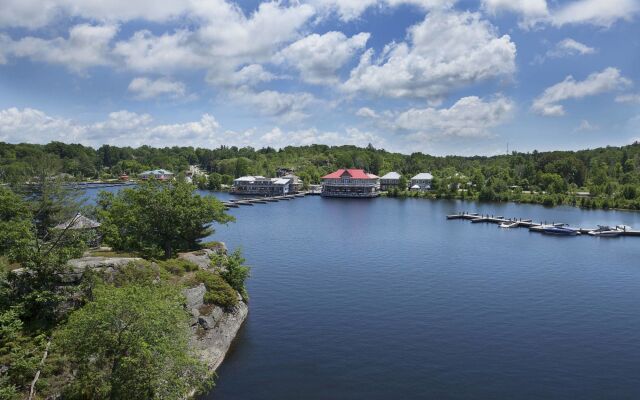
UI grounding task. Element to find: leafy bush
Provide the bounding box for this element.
[219,250,250,301]
[159,259,199,276]
[195,271,238,309]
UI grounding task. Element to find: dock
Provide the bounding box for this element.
[446,211,640,238]
[222,192,307,208]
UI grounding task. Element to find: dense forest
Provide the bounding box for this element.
[2,141,640,209]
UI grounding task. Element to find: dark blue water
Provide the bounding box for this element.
[81,188,640,399]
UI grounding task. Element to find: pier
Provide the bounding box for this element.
[222,193,308,208]
[446,211,640,237]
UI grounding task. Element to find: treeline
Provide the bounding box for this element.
[2,141,640,209]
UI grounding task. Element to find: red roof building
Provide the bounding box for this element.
[321,169,380,198]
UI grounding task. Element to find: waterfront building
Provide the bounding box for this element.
[139,169,174,181]
[232,175,300,196]
[379,172,402,191]
[410,173,433,191]
[321,169,380,198]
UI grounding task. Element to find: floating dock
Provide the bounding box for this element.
[446,211,640,237]
[222,192,307,208]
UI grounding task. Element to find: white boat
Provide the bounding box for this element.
[499,221,519,228]
[588,225,621,237]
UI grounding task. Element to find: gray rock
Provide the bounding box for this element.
[189,300,248,371]
[183,284,206,309]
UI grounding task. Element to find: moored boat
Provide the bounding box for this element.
[542,224,580,236]
[499,221,519,228]
[588,225,621,237]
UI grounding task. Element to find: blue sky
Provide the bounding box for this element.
[0,0,639,155]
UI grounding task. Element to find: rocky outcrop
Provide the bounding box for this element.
[64,256,142,283]
[182,283,248,371]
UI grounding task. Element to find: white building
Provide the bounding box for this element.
[139,169,174,181]
[232,175,300,195]
[410,173,433,191]
[379,172,402,191]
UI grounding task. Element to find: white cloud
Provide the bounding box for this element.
[113,1,314,84]
[615,93,640,104]
[0,106,387,150]
[229,88,316,122]
[113,29,208,74]
[482,0,639,28]
[356,107,380,118]
[573,119,599,132]
[551,0,640,27]
[275,31,370,85]
[532,67,632,117]
[4,24,118,73]
[206,64,276,87]
[259,126,385,148]
[481,0,548,27]
[0,107,85,143]
[393,95,514,138]
[533,38,596,64]
[343,11,516,102]
[127,77,188,100]
[309,0,454,22]
[550,38,596,57]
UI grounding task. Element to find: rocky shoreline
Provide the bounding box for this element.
[63,246,248,375]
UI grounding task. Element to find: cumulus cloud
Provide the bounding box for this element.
[0,106,387,150]
[229,88,316,122]
[112,1,313,85]
[482,0,639,28]
[551,0,640,27]
[533,38,596,64]
[482,0,548,27]
[3,24,118,73]
[356,107,380,118]
[309,0,454,21]
[275,31,370,85]
[343,11,516,102]
[393,96,514,138]
[128,77,188,100]
[550,38,596,57]
[615,93,640,104]
[532,67,632,117]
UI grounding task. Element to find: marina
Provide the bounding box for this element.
[221,193,308,208]
[447,211,640,237]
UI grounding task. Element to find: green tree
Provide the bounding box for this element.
[56,284,210,399]
[218,250,250,301]
[98,181,233,258]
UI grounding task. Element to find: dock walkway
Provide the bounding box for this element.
[222,192,309,209]
[446,211,640,237]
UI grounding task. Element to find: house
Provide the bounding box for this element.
[232,175,301,196]
[321,169,380,198]
[54,213,102,247]
[379,172,402,191]
[410,173,433,191]
[139,169,174,181]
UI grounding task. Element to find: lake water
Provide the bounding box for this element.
[82,188,640,399]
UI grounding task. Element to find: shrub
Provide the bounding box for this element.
[159,259,199,276]
[195,271,238,309]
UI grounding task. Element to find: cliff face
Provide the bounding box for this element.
[64,248,249,372]
[183,283,248,371]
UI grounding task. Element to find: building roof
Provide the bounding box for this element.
[140,169,174,176]
[411,172,433,180]
[411,184,420,189]
[321,169,375,179]
[273,178,291,185]
[55,214,101,230]
[380,172,401,180]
